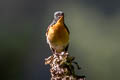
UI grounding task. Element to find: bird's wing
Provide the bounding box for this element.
[64,23,70,34]
[46,25,50,36]
[46,20,56,36]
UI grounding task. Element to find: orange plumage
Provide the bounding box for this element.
[46,11,69,53]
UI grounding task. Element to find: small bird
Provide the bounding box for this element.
[46,11,70,54]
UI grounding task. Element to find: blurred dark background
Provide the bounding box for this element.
[0,0,120,80]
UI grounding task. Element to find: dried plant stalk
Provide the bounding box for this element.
[45,52,86,80]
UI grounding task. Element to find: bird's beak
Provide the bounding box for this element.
[59,15,63,18]
[57,16,64,22]
[59,13,64,18]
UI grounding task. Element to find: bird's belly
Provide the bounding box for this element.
[48,26,69,45]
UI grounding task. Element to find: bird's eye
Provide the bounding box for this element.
[56,14,58,16]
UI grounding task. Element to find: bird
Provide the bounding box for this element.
[46,11,70,54]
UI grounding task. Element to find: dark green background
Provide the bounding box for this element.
[0,0,120,80]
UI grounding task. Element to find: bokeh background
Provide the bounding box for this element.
[0,0,120,80]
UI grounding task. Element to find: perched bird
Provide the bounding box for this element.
[46,11,70,53]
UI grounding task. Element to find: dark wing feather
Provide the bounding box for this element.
[64,23,69,52]
[64,23,70,34]
[65,44,69,52]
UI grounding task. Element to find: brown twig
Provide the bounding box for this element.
[45,52,86,80]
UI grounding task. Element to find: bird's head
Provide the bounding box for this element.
[54,11,64,22]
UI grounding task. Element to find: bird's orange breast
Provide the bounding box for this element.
[47,16,69,53]
[47,21,69,46]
